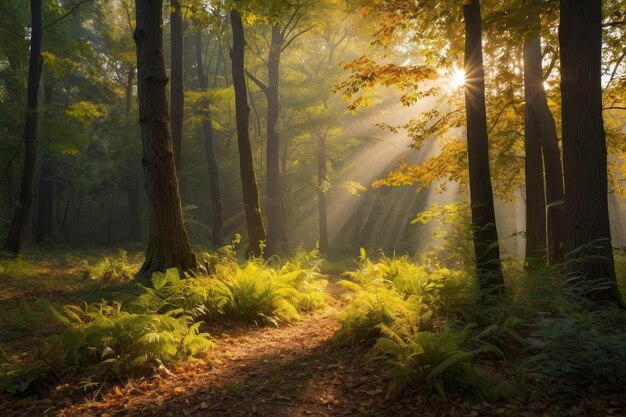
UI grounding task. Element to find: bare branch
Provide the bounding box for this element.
[245,70,269,95]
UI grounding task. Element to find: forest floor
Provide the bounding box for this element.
[1,254,625,417]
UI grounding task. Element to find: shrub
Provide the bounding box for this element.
[520,307,626,399]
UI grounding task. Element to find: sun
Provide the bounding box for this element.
[451,67,466,89]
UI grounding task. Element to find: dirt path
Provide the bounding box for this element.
[46,282,399,417]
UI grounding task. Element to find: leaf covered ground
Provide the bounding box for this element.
[1,254,626,417]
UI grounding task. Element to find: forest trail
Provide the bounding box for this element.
[51,281,398,417]
[7,280,548,417]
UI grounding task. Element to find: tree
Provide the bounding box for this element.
[195,26,224,247]
[133,0,196,277]
[230,6,266,257]
[171,0,184,171]
[463,0,504,296]
[2,0,42,254]
[521,5,564,266]
[560,0,624,306]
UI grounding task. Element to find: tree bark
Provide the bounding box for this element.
[195,29,224,247]
[230,7,266,257]
[170,0,184,171]
[523,13,565,266]
[265,25,290,257]
[560,0,624,306]
[462,0,504,297]
[522,16,547,264]
[3,0,42,254]
[134,0,196,279]
[316,132,329,254]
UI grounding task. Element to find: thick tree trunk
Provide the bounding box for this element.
[316,132,329,254]
[195,29,224,247]
[560,0,624,306]
[523,13,565,266]
[230,8,266,257]
[134,0,196,279]
[265,25,290,257]
[170,0,184,171]
[522,17,547,264]
[462,0,504,297]
[3,0,42,254]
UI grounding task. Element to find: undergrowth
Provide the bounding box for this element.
[0,247,328,394]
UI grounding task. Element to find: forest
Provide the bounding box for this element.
[0,0,625,415]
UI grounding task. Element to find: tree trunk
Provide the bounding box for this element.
[522,16,547,264]
[523,13,565,266]
[560,0,624,306]
[134,0,196,279]
[316,132,329,254]
[195,29,224,247]
[462,0,504,297]
[265,25,290,257]
[230,7,266,257]
[170,0,184,171]
[3,0,42,255]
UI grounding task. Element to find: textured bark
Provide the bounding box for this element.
[170,0,184,170]
[560,0,624,306]
[3,0,42,254]
[134,0,196,279]
[230,8,266,257]
[195,29,224,247]
[316,132,329,254]
[523,13,565,266]
[462,0,504,296]
[265,25,290,257]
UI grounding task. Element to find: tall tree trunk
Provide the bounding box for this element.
[195,29,224,247]
[462,0,504,297]
[560,0,624,306]
[134,0,196,279]
[265,25,290,257]
[230,7,266,257]
[522,15,547,264]
[35,82,54,242]
[316,132,329,254]
[107,189,115,245]
[3,0,42,254]
[523,13,565,266]
[170,0,184,171]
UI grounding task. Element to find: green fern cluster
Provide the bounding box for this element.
[337,250,514,399]
[520,307,626,398]
[336,249,473,343]
[136,253,328,325]
[375,323,507,399]
[80,250,142,283]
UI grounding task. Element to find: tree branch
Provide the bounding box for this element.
[245,70,269,95]
[43,0,95,29]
